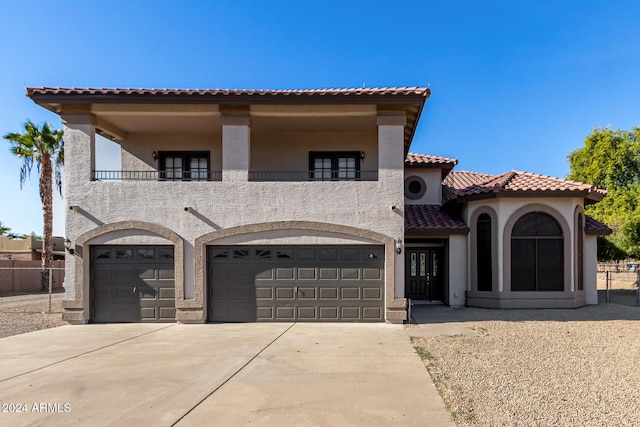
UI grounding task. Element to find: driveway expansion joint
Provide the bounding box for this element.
[0,324,176,384]
[171,322,296,427]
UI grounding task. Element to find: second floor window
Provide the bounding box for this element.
[159,151,210,181]
[309,151,360,181]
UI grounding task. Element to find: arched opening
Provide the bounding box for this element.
[511,212,564,291]
[477,213,492,291]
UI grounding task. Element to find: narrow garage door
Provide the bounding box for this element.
[208,245,384,322]
[91,246,176,322]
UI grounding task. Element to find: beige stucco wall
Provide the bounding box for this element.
[448,234,467,307]
[404,169,443,205]
[585,235,598,304]
[120,133,223,172]
[62,114,407,323]
[250,131,377,171]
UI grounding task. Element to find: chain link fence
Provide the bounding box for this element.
[597,263,640,306]
[0,265,65,313]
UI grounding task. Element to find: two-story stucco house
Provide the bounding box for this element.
[26,86,610,324]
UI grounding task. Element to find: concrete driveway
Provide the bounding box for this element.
[0,323,452,426]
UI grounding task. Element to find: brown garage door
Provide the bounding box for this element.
[91,246,176,323]
[208,245,384,322]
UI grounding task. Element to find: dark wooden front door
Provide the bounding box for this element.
[405,248,444,301]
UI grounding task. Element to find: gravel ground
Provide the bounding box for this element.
[412,304,640,426]
[0,292,67,338]
[0,313,67,338]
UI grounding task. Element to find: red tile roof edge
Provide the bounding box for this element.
[584,215,612,235]
[443,170,607,202]
[26,86,431,98]
[405,152,458,167]
[405,204,469,233]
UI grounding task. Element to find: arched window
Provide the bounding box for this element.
[477,213,492,291]
[511,212,563,291]
[577,214,584,291]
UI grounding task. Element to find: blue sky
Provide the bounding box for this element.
[1,0,639,236]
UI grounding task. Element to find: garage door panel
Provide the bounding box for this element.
[362,287,382,300]
[114,287,137,301]
[158,268,174,280]
[211,266,229,280]
[113,267,135,282]
[275,268,295,280]
[256,306,274,320]
[208,245,384,322]
[297,268,316,280]
[159,307,176,320]
[255,269,273,280]
[297,306,316,320]
[319,268,339,280]
[276,306,295,320]
[136,268,156,280]
[256,287,273,299]
[93,267,112,282]
[158,287,175,299]
[363,268,382,280]
[139,288,157,299]
[341,307,360,319]
[319,306,338,320]
[319,287,339,299]
[341,288,360,299]
[363,307,382,319]
[230,266,253,280]
[91,246,175,323]
[298,287,316,299]
[341,268,360,280]
[211,302,254,322]
[276,288,295,299]
[230,286,254,300]
[140,307,156,319]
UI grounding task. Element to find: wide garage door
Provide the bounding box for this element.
[91,246,176,322]
[208,245,384,322]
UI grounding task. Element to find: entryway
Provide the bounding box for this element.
[405,248,444,302]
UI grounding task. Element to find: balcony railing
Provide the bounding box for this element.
[248,170,378,182]
[92,170,378,182]
[93,170,223,181]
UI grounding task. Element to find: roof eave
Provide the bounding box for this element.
[585,228,612,236]
[405,227,469,236]
[26,88,430,106]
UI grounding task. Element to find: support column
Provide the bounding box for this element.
[377,113,408,323]
[60,112,96,324]
[221,110,250,182]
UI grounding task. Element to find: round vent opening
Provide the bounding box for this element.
[405,176,427,200]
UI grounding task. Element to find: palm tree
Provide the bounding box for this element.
[4,121,63,289]
[0,221,10,235]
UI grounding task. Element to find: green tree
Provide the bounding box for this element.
[568,126,640,259]
[4,121,64,288]
[0,221,10,235]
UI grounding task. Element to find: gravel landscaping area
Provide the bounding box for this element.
[412,304,640,426]
[0,292,67,338]
[0,313,67,338]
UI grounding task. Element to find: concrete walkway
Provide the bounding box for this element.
[0,323,453,426]
[406,304,479,337]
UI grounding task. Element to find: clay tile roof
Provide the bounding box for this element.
[585,215,612,235]
[26,86,431,98]
[405,205,469,234]
[443,170,607,203]
[405,152,458,167]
